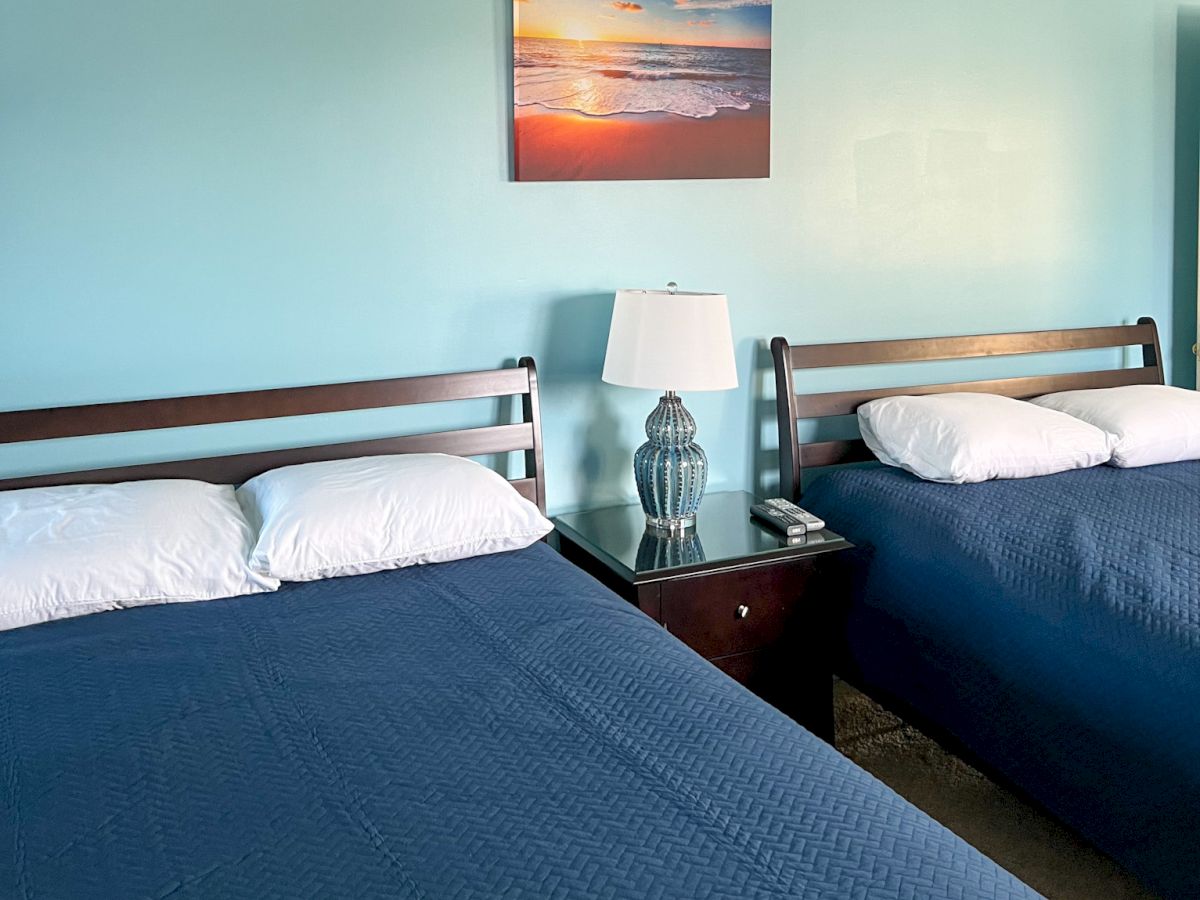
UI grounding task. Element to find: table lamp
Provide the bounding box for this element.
[602,284,738,533]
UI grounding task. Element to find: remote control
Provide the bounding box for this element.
[751,503,807,536]
[764,498,825,532]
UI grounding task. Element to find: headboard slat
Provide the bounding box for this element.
[0,423,534,493]
[511,478,539,506]
[0,367,532,446]
[800,440,875,469]
[797,366,1160,419]
[787,322,1159,371]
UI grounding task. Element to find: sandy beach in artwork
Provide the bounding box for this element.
[514,105,770,181]
[513,35,771,182]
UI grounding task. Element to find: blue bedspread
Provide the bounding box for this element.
[805,461,1200,899]
[0,541,1035,899]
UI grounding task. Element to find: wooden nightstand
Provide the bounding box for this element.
[554,491,851,741]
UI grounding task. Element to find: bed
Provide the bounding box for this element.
[0,360,1038,898]
[773,318,1199,898]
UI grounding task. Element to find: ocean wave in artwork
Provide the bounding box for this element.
[514,38,771,119]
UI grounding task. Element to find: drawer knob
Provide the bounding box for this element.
[736,604,751,620]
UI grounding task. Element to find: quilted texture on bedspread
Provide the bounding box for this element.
[0,541,1036,899]
[805,461,1200,898]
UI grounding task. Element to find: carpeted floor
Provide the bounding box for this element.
[833,681,1158,900]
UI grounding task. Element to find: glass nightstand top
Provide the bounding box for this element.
[554,491,850,583]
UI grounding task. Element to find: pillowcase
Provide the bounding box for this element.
[857,392,1113,484]
[0,480,279,632]
[238,453,554,582]
[1030,384,1200,468]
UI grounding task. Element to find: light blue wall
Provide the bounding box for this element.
[0,1,1186,512]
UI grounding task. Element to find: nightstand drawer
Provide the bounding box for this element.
[660,561,814,658]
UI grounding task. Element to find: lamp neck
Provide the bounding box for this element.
[644,391,696,446]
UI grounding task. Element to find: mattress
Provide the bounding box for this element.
[0,540,1035,899]
[804,461,1200,899]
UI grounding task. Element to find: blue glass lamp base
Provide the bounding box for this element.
[633,392,708,534]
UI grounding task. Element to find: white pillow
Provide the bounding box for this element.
[1030,384,1200,468]
[238,453,554,582]
[858,393,1113,484]
[0,480,279,632]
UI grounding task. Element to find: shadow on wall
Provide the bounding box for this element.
[1175,6,1200,388]
[748,339,781,500]
[539,294,631,511]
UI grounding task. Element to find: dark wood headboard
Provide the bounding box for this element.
[771,318,1164,500]
[0,358,547,513]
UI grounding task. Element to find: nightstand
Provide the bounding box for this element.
[554,491,851,741]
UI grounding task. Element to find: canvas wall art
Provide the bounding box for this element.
[513,0,772,182]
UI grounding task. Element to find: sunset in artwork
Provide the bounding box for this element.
[513,0,772,181]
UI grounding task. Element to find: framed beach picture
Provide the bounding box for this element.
[513,0,772,182]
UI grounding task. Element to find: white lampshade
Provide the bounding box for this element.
[602,289,738,392]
